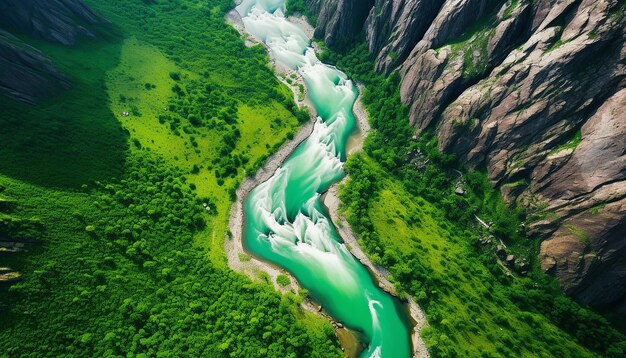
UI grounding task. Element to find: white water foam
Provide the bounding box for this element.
[237,2,410,357]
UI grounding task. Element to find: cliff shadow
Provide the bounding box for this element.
[0,31,129,189]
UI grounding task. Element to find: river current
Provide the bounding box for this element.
[236,1,411,356]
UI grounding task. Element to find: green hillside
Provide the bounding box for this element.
[0,0,339,356]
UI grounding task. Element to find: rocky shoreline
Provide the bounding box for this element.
[322,86,429,358]
[225,7,429,358]
[323,182,429,358]
[225,10,317,294]
[225,11,366,355]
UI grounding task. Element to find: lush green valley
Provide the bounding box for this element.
[321,43,626,357]
[2,0,626,357]
[0,0,339,356]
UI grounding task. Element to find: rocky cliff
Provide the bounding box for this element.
[303,0,626,316]
[305,0,375,46]
[0,31,71,104]
[0,0,105,103]
[0,0,103,45]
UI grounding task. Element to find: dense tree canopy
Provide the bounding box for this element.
[1,0,339,356]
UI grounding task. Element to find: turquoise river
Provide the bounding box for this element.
[236,1,412,356]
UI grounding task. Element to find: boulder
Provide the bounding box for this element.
[0,267,21,284]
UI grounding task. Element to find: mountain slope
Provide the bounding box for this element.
[0,0,104,45]
[305,0,626,317]
[0,32,71,104]
[0,0,341,356]
[0,0,108,103]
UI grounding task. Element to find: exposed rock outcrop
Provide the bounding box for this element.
[365,0,445,74]
[399,0,531,131]
[0,236,36,254]
[0,33,71,104]
[0,0,106,103]
[305,0,626,315]
[536,88,626,312]
[0,0,104,46]
[433,0,626,314]
[306,0,374,46]
[0,267,21,285]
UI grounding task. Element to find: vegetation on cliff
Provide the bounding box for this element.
[286,0,318,25]
[322,43,626,357]
[306,0,626,319]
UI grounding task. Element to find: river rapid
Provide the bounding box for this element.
[235,1,412,357]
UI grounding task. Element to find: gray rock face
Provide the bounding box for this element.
[0,35,71,104]
[308,0,626,314]
[0,0,104,103]
[307,0,375,46]
[409,0,626,314]
[399,0,530,130]
[536,88,626,309]
[0,0,103,46]
[365,0,444,73]
[437,1,625,177]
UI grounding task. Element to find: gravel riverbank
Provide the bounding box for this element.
[322,84,429,358]
[225,8,429,358]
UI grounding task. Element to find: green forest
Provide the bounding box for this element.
[321,43,626,357]
[2,0,625,357]
[0,0,339,356]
